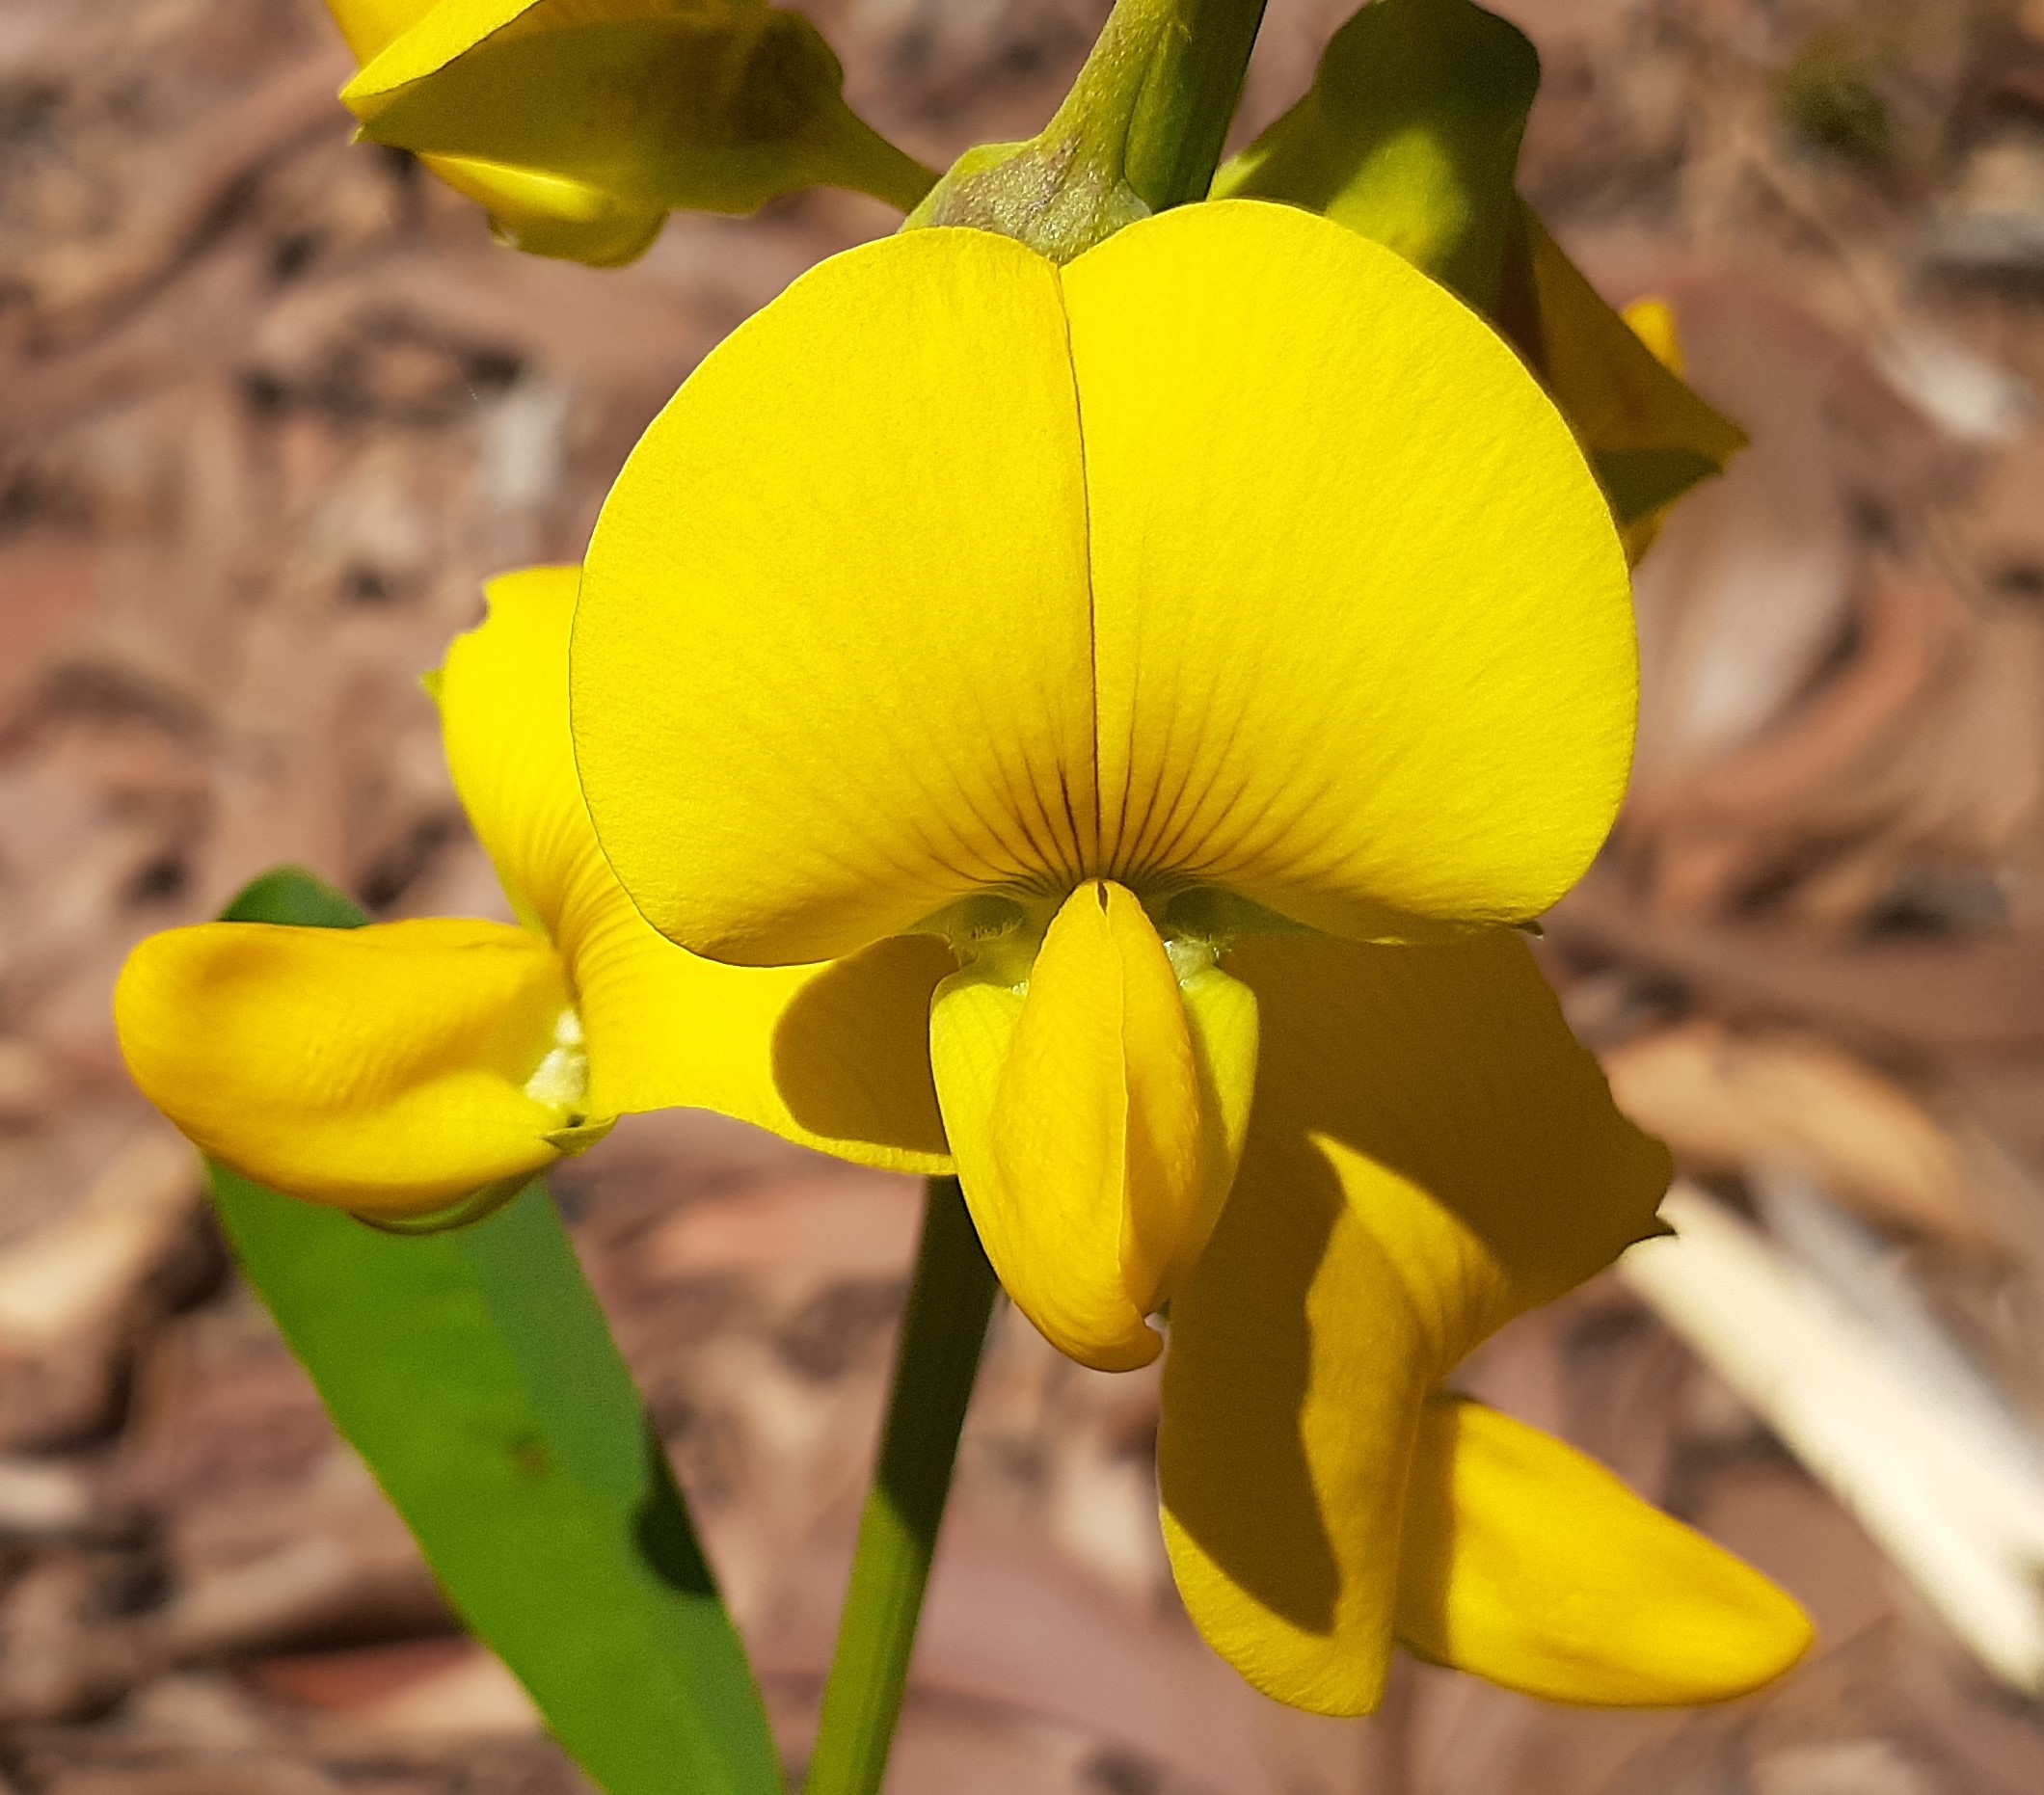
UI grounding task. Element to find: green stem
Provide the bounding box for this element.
[910,0,1270,260]
[802,1177,998,1795]
[1115,0,1273,212]
[833,108,941,214]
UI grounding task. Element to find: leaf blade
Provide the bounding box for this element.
[209,866,782,1795]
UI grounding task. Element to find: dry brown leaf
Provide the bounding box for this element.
[1603,1020,1985,1245]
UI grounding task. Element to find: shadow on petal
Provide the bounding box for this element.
[1160,932,1670,1713]
[771,934,953,1157]
[1162,1141,1346,1634]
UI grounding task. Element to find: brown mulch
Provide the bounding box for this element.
[9,0,2044,1788]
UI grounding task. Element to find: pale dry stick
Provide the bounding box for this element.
[1621,1179,2044,1691]
[0,1127,201,1353]
[0,1456,96,1542]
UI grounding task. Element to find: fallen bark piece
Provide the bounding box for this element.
[1602,1021,1988,1246]
[0,1455,100,1542]
[0,1128,207,1450]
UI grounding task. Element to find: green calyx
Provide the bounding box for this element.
[909,0,1269,263]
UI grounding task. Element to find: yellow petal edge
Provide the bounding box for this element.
[1400,1393,1815,1704]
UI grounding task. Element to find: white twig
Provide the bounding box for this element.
[1621,1180,2044,1691]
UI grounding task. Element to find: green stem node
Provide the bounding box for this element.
[802,1177,999,1795]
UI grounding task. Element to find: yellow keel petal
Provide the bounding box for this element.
[929,882,1253,1372]
[1400,1394,1814,1703]
[115,918,577,1215]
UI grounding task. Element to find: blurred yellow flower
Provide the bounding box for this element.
[323,0,932,265]
[569,198,1811,1708]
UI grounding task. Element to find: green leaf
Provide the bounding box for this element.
[1212,0,1539,308]
[219,865,372,930]
[209,867,783,1795]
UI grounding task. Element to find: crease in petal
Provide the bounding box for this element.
[1062,200,1636,942]
[928,881,1253,1372]
[1159,930,1671,1715]
[573,227,1097,966]
[114,918,578,1215]
[438,565,949,1168]
[1398,1393,1814,1704]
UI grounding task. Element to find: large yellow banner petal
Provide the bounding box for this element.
[574,228,1097,966]
[1063,200,1636,944]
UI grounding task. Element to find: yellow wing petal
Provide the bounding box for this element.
[1062,200,1637,940]
[574,227,1097,965]
[928,881,1254,1372]
[438,566,949,1168]
[1158,930,1670,1715]
[114,918,576,1215]
[1399,1393,1813,1704]
[323,0,440,62]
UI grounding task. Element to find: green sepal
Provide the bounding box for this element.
[209,866,784,1795]
[343,0,933,241]
[906,0,1268,263]
[1212,0,1538,309]
[1510,205,1748,531]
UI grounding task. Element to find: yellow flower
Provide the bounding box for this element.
[114,567,948,1219]
[322,0,932,266]
[569,199,1811,1707]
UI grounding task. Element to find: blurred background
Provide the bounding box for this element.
[8,0,2044,1788]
